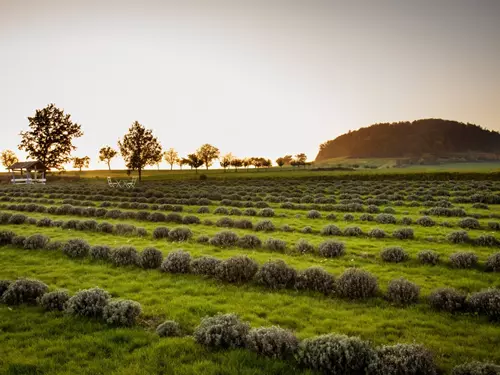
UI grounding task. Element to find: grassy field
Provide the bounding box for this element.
[1,173,500,374]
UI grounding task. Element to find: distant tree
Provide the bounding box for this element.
[283,155,293,165]
[230,157,243,172]
[1,150,19,169]
[98,146,118,171]
[275,157,285,168]
[197,144,220,170]
[295,153,307,167]
[118,121,162,181]
[242,158,252,171]
[179,157,190,170]
[187,153,204,173]
[219,153,233,172]
[19,103,83,170]
[73,156,90,172]
[164,148,179,170]
[263,159,272,168]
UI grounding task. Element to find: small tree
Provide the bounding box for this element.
[276,157,285,168]
[118,121,162,181]
[1,150,19,169]
[283,155,293,165]
[231,158,243,172]
[98,146,117,171]
[19,103,83,170]
[179,157,190,170]
[164,148,179,170]
[73,156,90,172]
[197,144,220,170]
[220,153,233,172]
[263,159,272,168]
[295,153,307,167]
[243,158,251,171]
[187,153,204,173]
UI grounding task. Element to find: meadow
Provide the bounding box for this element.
[1,172,500,374]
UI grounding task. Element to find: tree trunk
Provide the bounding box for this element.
[170,164,173,170]
[195,168,198,174]
[108,161,111,171]
[139,168,142,181]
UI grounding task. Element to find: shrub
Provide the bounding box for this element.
[229,208,242,216]
[469,289,500,321]
[264,238,287,252]
[97,222,114,233]
[27,217,37,225]
[429,287,467,313]
[307,210,321,219]
[161,250,191,273]
[448,230,470,244]
[370,344,437,375]
[197,206,210,214]
[1,278,48,305]
[194,313,250,349]
[23,234,49,250]
[215,255,258,283]
[110,246,140,266]
[452,361,500,375]
[216,217,234,228]
[400,217,413,225]
[280,224,293,232]
[384,207,396,214]
[416,216,436,227]
[381,247,409,263]
[209,231,239,247]
[243,208,257,216]
[115,223,137,236]
[344,213,354,221]
[237,234,262,249]
[214,207,229,215]
[76,220,98,231]
[197,235,210,243]
[326,213,337,220]
[103,299,142,326]
[259,208,275,217]
[156,320,182,337]
[295,267,335,295]
[369,228,386,238]
[149,212,166,222]
[165,212,183,223]
[450,252,478,269]
[136,227,148,237]
[140,247,163,269]
[318,240,345,258]
[297,333,375,375]
[234,219,253,229]
[65,287,110,318]
[376,213,397,224]
[300,226,313,234]
[344,226,363,237]
[459,217,480,230]
[168,227,193,242]
[0,230,16,246]
[386,278,420,305]
[295,239,315,254]
[38,290,70,311]
[62,220,79,229]
[254,220,275,232]
[36,217,53,227]
[475,235,498,247]
[246,326,298,359]
[11,235,26,247]
[392,228,414,240]
[90,245,111,261]
[63,239,91,258]
[337,268,378,299]
[320,224,341,236]
[255,260,297,289]
[8,213,27,224]
[486,253,500,272]
[417,250,440,265]
[153,226,170,239]
[488,222,500,231]
[366,205,380,213]
[0,280,12,297]
[191,256,221,277]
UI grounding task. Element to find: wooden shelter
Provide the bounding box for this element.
[9,161,47,184]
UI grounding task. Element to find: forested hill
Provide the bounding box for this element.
[315,119,500,161]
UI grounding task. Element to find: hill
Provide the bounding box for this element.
[315,119,500,161]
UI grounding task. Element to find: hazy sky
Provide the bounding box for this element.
[1,0,499,169]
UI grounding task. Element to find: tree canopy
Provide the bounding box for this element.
[197,144,220,170]
[1,150,19,169]
[164,148,179,170]
[18,103,83,170]
[186,153,204,173]
[73,156,90,172]
[316,119,500,161]
[118,121,162,181]
[98,146,118,171]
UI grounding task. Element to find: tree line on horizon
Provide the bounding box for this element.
[0,104,309,181]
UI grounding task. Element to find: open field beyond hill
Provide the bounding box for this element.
[1,174,500,374]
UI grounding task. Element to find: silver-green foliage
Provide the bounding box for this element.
[38,289,70,311]
[246,326,298,359]
[215,255,258,283]
[63,239,91,258]
[156,320,182,337]
[194,313,250,349]
[1,278,48,305]
[337,268,378,299]
[369,343,437,375]
[161,250,191,273]
[255,260,297,289]
[103,299,142,326]
[386,278,420,305]
[65,287,110,318]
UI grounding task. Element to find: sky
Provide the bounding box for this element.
[1,0,499,170]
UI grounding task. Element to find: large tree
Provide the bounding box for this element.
[73,156,90,172]
[98,146,118,171]
[1,150,19,169]
[230,157,243,172]
[164,148,179,170]
[197,144,220,170]
[118,121,162,181]
[18,103,83,170]
[187,153,204,173]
